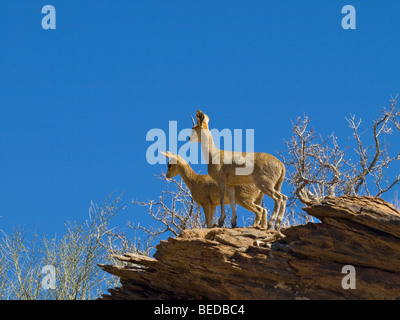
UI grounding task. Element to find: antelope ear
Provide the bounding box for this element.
[160,151,170,158]
[196,110,203,124]
[166,151,179,164]
[202,113,209,125]
[196,110,209,125]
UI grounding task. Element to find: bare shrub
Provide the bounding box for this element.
[0,194,145,300]
[279,96,400,220]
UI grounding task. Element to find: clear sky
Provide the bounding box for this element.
[1,1,399,237]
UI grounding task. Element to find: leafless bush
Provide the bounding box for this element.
[0,194,146,300]
[279,96,400,212]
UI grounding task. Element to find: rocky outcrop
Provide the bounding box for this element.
[99,196,400,300]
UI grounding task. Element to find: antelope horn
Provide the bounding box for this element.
[191,115,196,126]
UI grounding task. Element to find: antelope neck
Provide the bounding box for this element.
[177,162,198,188]
[199,128,220,164]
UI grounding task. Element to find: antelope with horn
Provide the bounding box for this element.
[189,110,287,230]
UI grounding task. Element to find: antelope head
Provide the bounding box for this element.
[160,151,180,179]
[189,110,209,143]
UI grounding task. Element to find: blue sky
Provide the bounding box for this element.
[0,1,399,237]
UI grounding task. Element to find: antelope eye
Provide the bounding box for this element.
[167,164,171,169]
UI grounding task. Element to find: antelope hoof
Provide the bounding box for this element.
[231,221,237,228]
[218,219,224,228]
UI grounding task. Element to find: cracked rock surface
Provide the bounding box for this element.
[99,196,400,300]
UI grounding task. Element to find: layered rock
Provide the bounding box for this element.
[99,196,400,300]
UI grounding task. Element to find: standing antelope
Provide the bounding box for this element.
[189,110,287,230]
[161,151,267,228]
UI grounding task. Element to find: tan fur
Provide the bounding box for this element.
[189,110,288,230]
[161,151,267,228]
